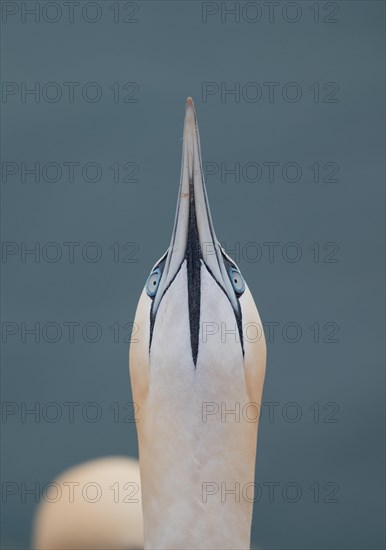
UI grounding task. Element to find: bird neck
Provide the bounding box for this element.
[136,363,258,550]
[140,455,254,550]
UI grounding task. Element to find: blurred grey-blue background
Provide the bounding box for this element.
[1,1,385,548]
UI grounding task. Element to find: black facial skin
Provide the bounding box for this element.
[185,177,201,366]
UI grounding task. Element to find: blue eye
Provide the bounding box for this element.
[229,267,245,295]
[146,268,162,298]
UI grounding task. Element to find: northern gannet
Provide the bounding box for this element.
[130,98,266,550]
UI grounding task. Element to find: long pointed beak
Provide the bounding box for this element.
[152,98,238,319]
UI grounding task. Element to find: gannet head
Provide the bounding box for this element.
[130,98,266,405]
